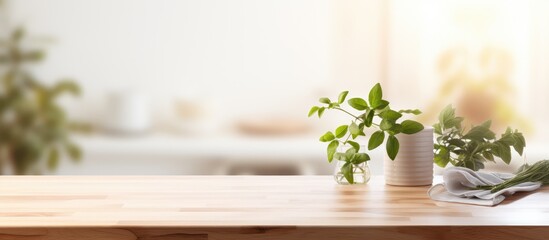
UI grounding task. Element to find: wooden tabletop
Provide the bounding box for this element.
[0,175,547,228]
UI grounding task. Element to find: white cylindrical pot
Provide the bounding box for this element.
[384,127,434,186]
[103,91,151,134]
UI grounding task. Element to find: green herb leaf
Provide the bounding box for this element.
[495,142,512,164]
[399,109,422,115]
[482,151,495,162]
[433,123,442,135]
[380,119,393,131]
[342,162,354,184]
[347,98,368,111]
[434,146,450,167]
[480,120,492,129]
[512,132,526,155]
[463,125,495,140]
[347,140,360,152]
[317,107,325,118]
[335,125,348,138]
[379,109,402,122]
[308,106,319,117]
[327,140,339,163]
[328,102,339,108]
[368,83,382,108]
[334,152,345,161]
[439,105,455,129]
[363,110,374,127]
[338,91,349,104]
[375,100,389,110]
[401,120,424,134]
[319,97,331,104]
[448,139,465,148]
[389,124,402,135]
[319,131,335,142]
[368,131,385,150]
[386,135,399,160]
[349,122,360,139]
[345,147,357,158]
[353,153,370,164]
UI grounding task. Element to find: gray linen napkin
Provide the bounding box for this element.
[428,167,541,206]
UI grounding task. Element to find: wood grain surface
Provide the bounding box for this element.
[0,175,547,239]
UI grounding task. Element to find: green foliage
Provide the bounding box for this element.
[0,28,84,174]
[308,83,425,183]
[476,160,549,193]
[433,105,526,171]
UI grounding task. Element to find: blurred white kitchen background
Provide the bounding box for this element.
[1,0,549,175]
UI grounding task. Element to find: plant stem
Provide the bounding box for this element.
[334,107,362,121]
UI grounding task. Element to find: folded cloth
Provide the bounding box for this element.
[428,167,541,206]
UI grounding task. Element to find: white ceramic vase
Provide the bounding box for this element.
[384,127,434,186]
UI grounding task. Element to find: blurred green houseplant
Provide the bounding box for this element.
[0,28,83,174]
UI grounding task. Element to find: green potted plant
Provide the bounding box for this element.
[433,105,526,171]
[0,28,84,174]
[308,83,425,184]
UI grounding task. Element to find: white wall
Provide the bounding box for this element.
[6,0,347,127]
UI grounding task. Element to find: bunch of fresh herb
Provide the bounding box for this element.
[308,83,424,183]
[433,105,526,171]
[476,160,549,193]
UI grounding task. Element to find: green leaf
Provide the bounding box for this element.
[335,125,348,138]
[495,142,512,164]
[386,135,399,160]
[319,97,330,104]
[463,125,495,140]
[439,105,455,129]
[353,153,370,164]
[65,142,82,161]
[345,147,357,159]
[434,146,450,167]
[448,139,465,148]
[317,107,325,118]
[379,109,402,122]
[388,124,402,135]
[52,80,81,96]
[375,100,389,110]
[327,140,339,163]
[308,106,319,117]
[368,131,385,150]
[363,109,375,127]
[338,91,349,104]
[380,119,393,131]
[399,109,422,115]
[334,152,345,161]
[347,140,360,152]
[512,132,526,155]
[319,131,335,142]
[347,98,368,111]
[47,148,60,170]
[498,133,516,146]
[341,162,354,184]
[349,122,360,139]
[401,120,424,134]
[482,151,495,162]
[445,117,464,130]
[368,83,382,108]
[328,102,339,108]
[433,123,442,135]
[480,120,492,129]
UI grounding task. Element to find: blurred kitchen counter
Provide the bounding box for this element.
[55,133,549,175]
[55,133,364,175]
